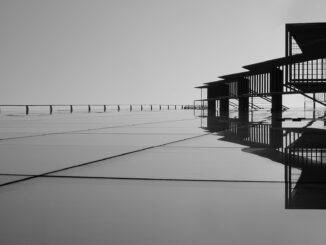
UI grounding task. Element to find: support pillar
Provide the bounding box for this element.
[270,69,283,112]
[207,86,217,116]
[220,84,229,117]
[220,99,229,117]
[270,69,283,149]
[238,78,249,121]
[207,83,229,117]
[270,112,283,148]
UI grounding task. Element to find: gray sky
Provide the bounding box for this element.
[0,0,326,105]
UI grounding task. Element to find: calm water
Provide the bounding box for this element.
[0,109,326,244]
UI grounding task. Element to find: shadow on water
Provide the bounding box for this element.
[202,110,326,209]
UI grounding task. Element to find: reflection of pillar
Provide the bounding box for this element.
[206,115,229,132]
[238,78,249,121]
[270,69,283,112]
[285,166,326,209]
[284,165,290,208]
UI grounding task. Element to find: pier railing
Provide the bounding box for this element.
[0,104,192,115]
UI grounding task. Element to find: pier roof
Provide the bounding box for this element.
[287,22,326,55]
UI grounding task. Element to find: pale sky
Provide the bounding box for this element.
[0,0,326,105]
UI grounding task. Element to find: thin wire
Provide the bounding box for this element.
[0,132,211,187]
[0,118,196,142]
[0,173,285,184]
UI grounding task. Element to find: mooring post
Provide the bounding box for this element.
[49,105,53,115]
[150,105,153,111]
[117,105,120,111]
[159,105,161,110]
[26,105,29,115]
[87,105,90,113]
[104,105,106,112]
[168,105,169,110]
[70,105,73,113]
[175,105,176,110]
[130,105,132,111]
[193,100,196,115]
[141,105,143,111]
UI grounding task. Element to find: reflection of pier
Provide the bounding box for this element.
[203,113,326,209]
[205,114,326,168]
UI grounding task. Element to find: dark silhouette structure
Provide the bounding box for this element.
[203,113,326,209]
[195,22,326,209]
[0,104,189,115]
[195,23,326,116]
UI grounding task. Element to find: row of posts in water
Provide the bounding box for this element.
[2,104,190,115]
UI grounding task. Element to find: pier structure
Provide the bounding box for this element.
[195,23,326,116]
[0,104,189,115]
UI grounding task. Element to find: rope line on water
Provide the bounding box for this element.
[0,132,210,188]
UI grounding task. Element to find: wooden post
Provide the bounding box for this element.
[70,105,73,113]
[150,105,153,111]
[175,105,176,110]
[193,101,195,115]
[104,105,106,112]
[168,105,169,110]
[159,105,161,110]
[141,105,143,111]
[130,105,132,111]
[26,105,29,115]
[117,105,120,111]
[313,93,316,119]
[50,105,53,115]
[88,105,91,113]
[238,77,249,121]
[200,88,202,109]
